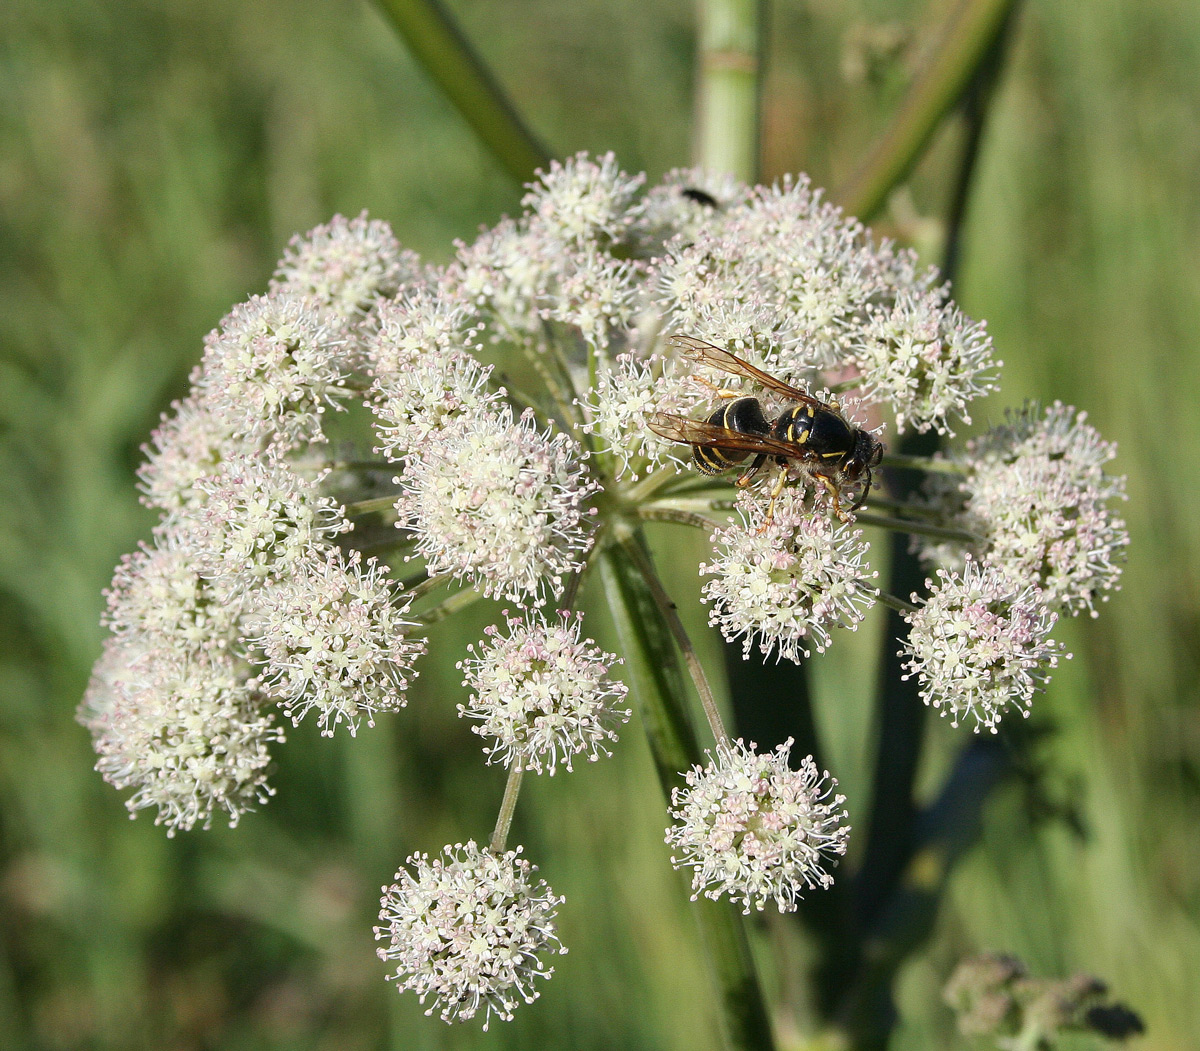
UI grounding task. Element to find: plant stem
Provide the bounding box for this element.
[414,585,485,626]
[373,0,550,183]
[854,510,979,545]
[881,452,965,474]
[345,495,401,516]
[597,535,776,1051]
[638,505,720,531]
[833,0,1021,221]
[614,523,728,745]
[489,762,524,853]
[694,0,765,181]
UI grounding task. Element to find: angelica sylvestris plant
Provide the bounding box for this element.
[80,154,1128,1033]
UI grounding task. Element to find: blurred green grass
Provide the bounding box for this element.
[1,0,1197,1048]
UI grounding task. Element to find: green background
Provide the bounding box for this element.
[1,0,1197,1047]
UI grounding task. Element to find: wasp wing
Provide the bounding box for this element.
[667,335,827,409]
[646,412,810,460]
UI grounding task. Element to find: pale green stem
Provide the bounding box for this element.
[638,505,721,531]
[853,510,980,545]
[414,585,485,626]
[489,762,525,853]
[882,452,967,474]
[373,0,550,183]
[834,0,1021,220]
[694,0,764,181]
[614,523,728,746]
[345,495,401,516]
[872,589,920,616]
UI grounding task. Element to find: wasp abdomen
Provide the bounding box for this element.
[693,397,770,474]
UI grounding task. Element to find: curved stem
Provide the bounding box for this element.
[833,0,1021,221]
[638,506,721,531]
[614,524,728,745]
[373,0,550,183]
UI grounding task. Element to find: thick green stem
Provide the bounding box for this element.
[694,0,765,181]
[597,536,776,1051]
[854,510,979,546]
[833,0,1021,221]
[373,0,550,183]
[489,763,524,853]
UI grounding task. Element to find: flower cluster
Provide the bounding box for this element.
[458,611,630,774]
[375,842,567,1029]
[666,738,850,913]
[901,559,1067,732]
[82,153,1128,1028]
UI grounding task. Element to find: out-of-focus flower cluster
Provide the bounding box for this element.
[81,153,1128,1026]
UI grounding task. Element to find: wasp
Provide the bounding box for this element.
[647,335,884,521]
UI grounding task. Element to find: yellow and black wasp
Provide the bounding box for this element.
[647,335,884,521]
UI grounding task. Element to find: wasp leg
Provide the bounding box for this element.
[818,474,850,522]
[691,374,742,400]
[735,453,768,488]
[757,468,790,531]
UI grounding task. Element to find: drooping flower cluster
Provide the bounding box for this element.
[375,842,567,1028]
[458,611,630,774]
[666,738,850,913]
[81,153,1128,1029]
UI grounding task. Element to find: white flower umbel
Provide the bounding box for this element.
[248,549,425,736]
[194,451,351,597]
[521,151,646,248]
[701,489,877,663]
[197,290,353,446]
[104,523,245,656]
[666,738,850,914]
[457,611,630,774]
[584,351,704,478]
[137,393,253,512]
[921,402,1128,616]
[852,282,999,434]
[901,558,1068,733]
[82,640,282,836]
[394,407,599,605]
[375,841,567,1029]
[372,350,505,462]
[271,211,420,329]
[367,281,482,381]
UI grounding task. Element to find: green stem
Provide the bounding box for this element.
[414,585,485,626]
[597,535,776,1051]
[833,0,1021,221]
[694,0,765,181]
[614,524,728,745]
[881,452,965,474]
[373,0,550,183]
[345,495,402,516]
[638,505,720,531]
[489,762,525,853]
[872,589,919,616]
[853,510,979,545]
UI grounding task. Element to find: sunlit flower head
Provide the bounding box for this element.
[901,558,1068,732]
[82,640,282,836]
[920,402,1128,615]
[394,408,599,604]
[197,291,353,445]
[375,841,566,1028]
[457,611,630,774]
[701,488,876,663]
[666,738,850,914]
[193,451,351,596]
[367,280,482,380]
[271,211,420,334]
[248,549,425,736]
[522,151,646,247]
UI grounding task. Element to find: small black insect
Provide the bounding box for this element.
[648,335,884,521]
[679,186,721,209]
